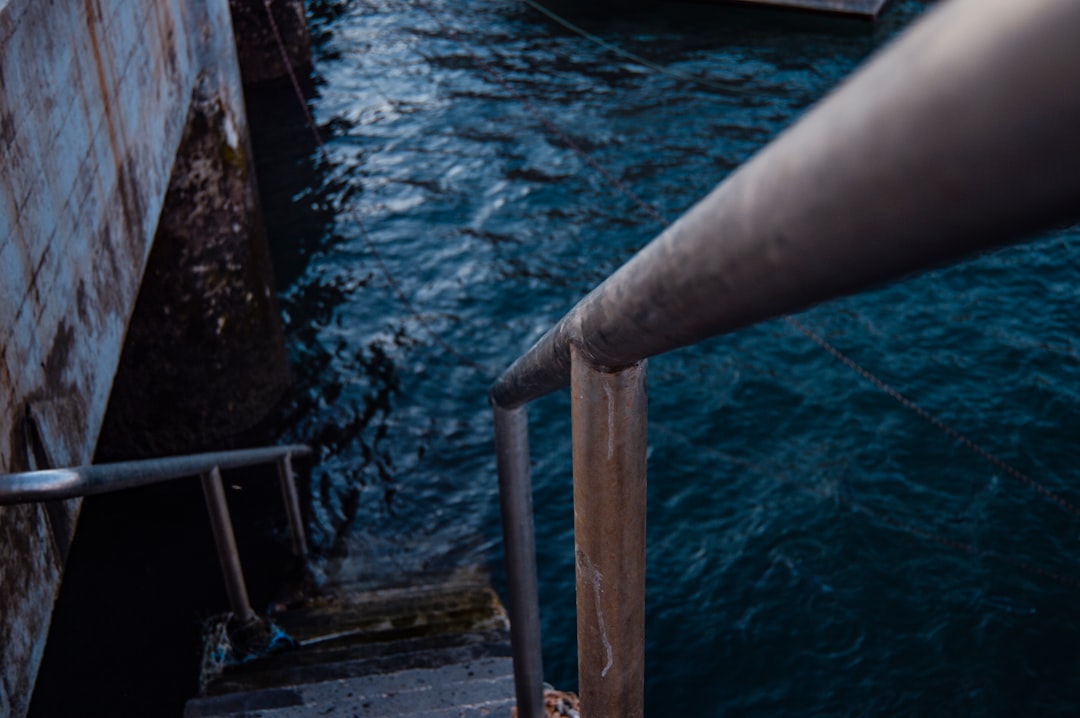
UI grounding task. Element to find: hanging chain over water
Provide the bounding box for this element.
[787,316,1080,518]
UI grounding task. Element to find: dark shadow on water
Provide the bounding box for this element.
[243,73,339,290]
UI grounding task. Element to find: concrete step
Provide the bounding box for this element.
[274,583,508,646]
[185,658,516,717]
[207,634,512,696]
[186,567,516,718]
[227,628,510,675]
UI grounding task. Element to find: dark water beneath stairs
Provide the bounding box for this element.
[254,0,1080,715]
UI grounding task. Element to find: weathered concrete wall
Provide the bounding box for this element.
[0,1,254,715]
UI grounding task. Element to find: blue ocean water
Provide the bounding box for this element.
[261,1,1080,714]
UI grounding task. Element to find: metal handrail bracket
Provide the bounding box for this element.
[490,0,1080,716]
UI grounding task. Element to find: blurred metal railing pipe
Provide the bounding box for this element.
[278,452,309,558]
[490,0,1080,715]
[202,465,258,625]
[493,404,545,718]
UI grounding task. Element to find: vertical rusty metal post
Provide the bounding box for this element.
[570,346,647,718]
[277,452,309,558]
[201,465,257,625]
[493,402,545,718]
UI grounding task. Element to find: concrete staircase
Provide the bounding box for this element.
[185,567,517,718]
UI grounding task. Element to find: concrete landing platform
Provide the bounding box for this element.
[186,568,516,718]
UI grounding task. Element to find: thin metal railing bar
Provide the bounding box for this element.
[490,0,1080,410]
[493,404,545,717]
[202,465,258,625]
[0,444,313,504]
[278,453,310,558]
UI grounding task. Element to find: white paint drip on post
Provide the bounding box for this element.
[603,384,615,460]
[576,547,614,679]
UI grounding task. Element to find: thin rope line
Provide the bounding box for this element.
[786,316,1080,518]
[657,421,1080,591]
[262,0,490,373]
[848,500,1080,592]
[518,0,763,97]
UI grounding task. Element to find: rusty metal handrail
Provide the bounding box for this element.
[489,0,1080,716]
[0,444,312,625]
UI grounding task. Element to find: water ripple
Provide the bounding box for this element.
[258,0,1080,714]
